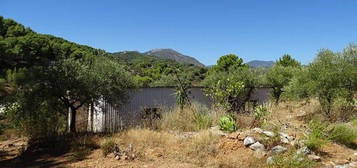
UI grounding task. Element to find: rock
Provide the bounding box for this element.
[115,155,120,160]
[271,145,287,154]
[349,153,357,162]
[237,130,250,140]
[297,146,311,155]
[307,154,321,161]
[243,137,256,146]
[263,131,275,137]
[279,132,294,144]
[254,149,267,159]
[249,142,265,151]
[253,127,264,133]
[267,156,275,165]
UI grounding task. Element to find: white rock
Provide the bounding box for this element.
[243,136,256,146]
[249,142,265,151]
[279,132,294,143]
[308,154,321,161]
[115,155,120,160]
[263,131,275,137]
[271,145,287,154]
[253,127,264,133]
[267,156,274,165]
[297,146,311,155]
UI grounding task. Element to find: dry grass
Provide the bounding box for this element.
[159,103,227,132]
[184,130,220,166]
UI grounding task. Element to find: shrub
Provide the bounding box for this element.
[101,140,117,157]
[218,115,237,132]
[269,150,316,168]
[330,124,357,147]
[304,119,328,151]
[252,105,270,127]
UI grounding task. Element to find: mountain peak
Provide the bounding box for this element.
[145,49,204,67]
[246,60,274,68]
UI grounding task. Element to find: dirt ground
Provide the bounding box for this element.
[1,101,356,168]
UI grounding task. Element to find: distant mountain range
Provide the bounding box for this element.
[113,48,274,68]
[144,48,205,67]
[246,60,275,68]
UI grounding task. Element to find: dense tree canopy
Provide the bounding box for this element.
[266,54,301,103]
[204,54,256,112]
[0,16,134,134]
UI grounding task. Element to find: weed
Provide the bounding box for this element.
[218,114,237,132]
[269,150,316,168]
[304,119,328,151]
[101,139,117,157]
[330,123,357,147]
[160,103,215,131]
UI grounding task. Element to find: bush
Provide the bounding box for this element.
[252,105,270,127]
[330,124,357,147]
[304,119,328,151]
[218,115,237,132]
[101,140,117,157]
[270,150,316,168]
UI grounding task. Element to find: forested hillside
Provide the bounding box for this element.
[110,51,207,87]
[0,17,207,88]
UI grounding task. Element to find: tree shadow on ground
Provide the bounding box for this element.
[0,133,100,168]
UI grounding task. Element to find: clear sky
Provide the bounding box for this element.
[1,0,357,65]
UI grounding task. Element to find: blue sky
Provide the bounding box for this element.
[1,0,357,65]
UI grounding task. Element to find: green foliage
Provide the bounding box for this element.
[204,54,256,112]
[0,17,135,134]
[193,112,213,130]
[4,92,67,138]
[286,44,357,116]
[160,103,214,132]
[253,105,269,120]
[283,68,311,100]
[213,54,245,71]
[111,51,207,87]
[101,140,117,157]
[330,124,357,147]
[276,54,301,67]
[266,55,301,103]
[269,150,316,168]
[305,119,328,151]
[252,105,270,127]
[218,115,237,132]
[174,72,191,109]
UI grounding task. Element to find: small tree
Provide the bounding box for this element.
[204,54,256,112]
[266,54,301,103]
[45,56,134,133]
[173,70,191,110]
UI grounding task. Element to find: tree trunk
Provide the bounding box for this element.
[68,106,77,133]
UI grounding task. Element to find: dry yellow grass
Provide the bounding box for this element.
[159,103,227,132]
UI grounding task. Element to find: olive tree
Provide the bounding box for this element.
[204,54,256,112]
[45,56,134,132]
[266,55,301,103]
